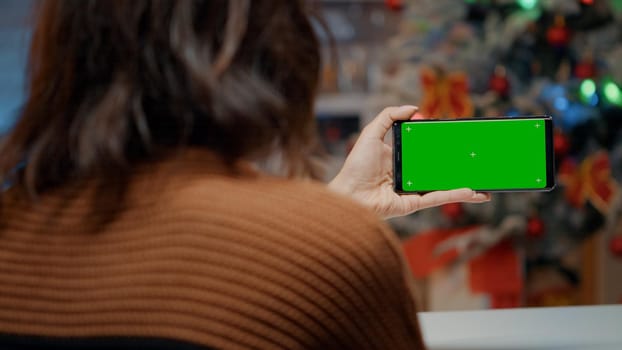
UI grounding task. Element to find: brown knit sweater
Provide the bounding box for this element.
[0,150,425,350]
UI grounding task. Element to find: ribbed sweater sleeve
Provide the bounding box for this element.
[0,153,426,350]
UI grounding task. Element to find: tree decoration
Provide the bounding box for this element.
[526,215,546,238]
[517,0,539,11]
[546,15,571,48]
[601,78,622,107]
[441,203,464,221]
[574,52,597,79]
[553,128,570,159]
[488,65,511,99]
[385,0,403,11]
[420,66,474,118]
[371,0,622,308]
[579,79,598,106]
[558,151,619,214]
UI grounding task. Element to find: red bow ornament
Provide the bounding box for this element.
[558,151,619,214]
[420,66,474,118]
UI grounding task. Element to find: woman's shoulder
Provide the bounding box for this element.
[171,174,376,226]
[130,174,419,349]
[161,173,398,250]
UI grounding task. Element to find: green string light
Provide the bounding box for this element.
[603,80,622,106]
[517,0,538,10]
[580,79,596,98]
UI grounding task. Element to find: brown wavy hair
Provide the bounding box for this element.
[0,0,322,217]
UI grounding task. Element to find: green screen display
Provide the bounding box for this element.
[398,117,552,192]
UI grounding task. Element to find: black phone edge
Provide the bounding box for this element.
[393,121,404,193]
[392,115,556,194]
[544,117,556,191]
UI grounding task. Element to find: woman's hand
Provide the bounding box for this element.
[328,105,490,219]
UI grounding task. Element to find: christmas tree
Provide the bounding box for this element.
[369,0,622,309]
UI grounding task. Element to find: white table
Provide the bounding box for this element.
[419,305,622,350]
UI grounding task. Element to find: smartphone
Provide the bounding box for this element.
[393,116,555,193]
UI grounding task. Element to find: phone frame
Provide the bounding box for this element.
[393,115,556,193]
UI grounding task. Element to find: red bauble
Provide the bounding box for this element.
[526,217,545,238]
[441,203,464,220]
[489,75,510,97]
[609,236,622,258]
[489,65,510,98]
[574,61,596,79]
[547,16,570,48]
[554,130,570,158]
[385,0,403,11]
[547,27,570,47]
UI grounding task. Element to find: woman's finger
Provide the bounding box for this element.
[361,105,418,140]
[409,188,490,212]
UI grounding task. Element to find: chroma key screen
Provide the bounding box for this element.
[396,117,554,192]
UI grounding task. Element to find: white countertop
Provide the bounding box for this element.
[418,305,622,350]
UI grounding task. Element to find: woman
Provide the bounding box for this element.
[0,1,489,349]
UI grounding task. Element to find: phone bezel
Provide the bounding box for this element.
[393,115,556,193]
